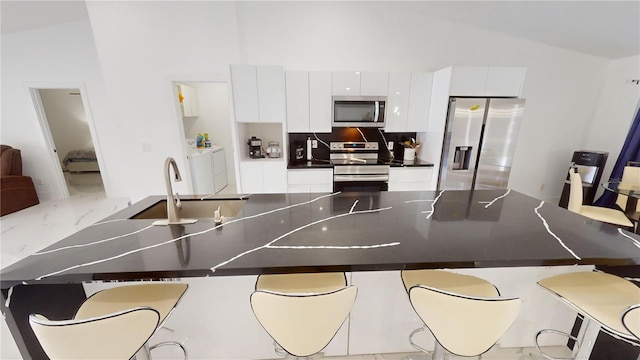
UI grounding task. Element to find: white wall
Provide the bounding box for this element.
[3,1,630,202]
[39,89,94,167]
[0,20,128,199]
[584,55,640,199]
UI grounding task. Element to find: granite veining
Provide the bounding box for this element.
[1,190,640,289]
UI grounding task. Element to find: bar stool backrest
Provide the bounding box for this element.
[250,286,357,357]
[255,272,347,293]
[29,307,160,360]
[409,285,521,357]
[568,169,584,213]
[615,164,640,211]
[622,304,640,340]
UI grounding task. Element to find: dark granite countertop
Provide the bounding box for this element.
[2,190,639,288]
[379,158,434,167]
[287,159,334,169]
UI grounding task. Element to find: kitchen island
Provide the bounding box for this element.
[2,189,639,359]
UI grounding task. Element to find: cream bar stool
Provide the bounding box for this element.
[29,307,160,360]
[402,270,521,359]
[251,273,357,358]
[535,272,640,359]
[615,162,640,213]
[622,304,640,340]
[32,283,189,360]
[568,168,633,228]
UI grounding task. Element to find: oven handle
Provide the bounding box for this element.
[374,101,380,123]
[334,175,389,182]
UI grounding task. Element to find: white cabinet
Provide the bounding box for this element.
[231,65,285,123]
[240,160,287,194]
[287,169,333,193]
[178,84,199,117]
[332,71,390,96]
[407,72,433,132]
[384,72,411,132]
[385,72,433,133]
[332,71,360,96]
[285,71,332,133]
[360,72,389,96]
[388,167,434,191]
[257,66,286,123]
[485,67,526,97]
[285,71,309,133]
[309,72,332,132]
[449,66,525,97]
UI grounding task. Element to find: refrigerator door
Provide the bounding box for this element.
[475,98,525,190]
[438,98,487,190]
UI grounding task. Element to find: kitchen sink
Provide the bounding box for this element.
[130,199,246,220]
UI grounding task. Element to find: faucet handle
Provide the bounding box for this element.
[174,192,182,209]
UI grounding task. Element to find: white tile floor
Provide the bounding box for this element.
[0,184,569,360]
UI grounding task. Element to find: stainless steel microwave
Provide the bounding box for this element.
[332,96,386,128]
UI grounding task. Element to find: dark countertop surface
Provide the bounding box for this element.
[2,190,639,288]
[287,158,434,169]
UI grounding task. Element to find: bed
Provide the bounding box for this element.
[62,148,99,173]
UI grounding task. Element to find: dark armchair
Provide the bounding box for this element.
[1,145,39,216]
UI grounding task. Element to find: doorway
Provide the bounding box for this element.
[35,88,105,197]
[173,81,239,195]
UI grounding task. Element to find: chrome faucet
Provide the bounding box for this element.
[153,157,196,226]
[165,157,183,223]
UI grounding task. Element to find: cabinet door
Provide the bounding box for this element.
[286,71,310,132]
[332,71,360,96]
[257,66,285,123]
[309,71,332,133]
[449,66,489,96]
[287,169,333,193]
[240,161,264,193]
[388,168,434,191]
[384,72,411,132]
[231,65,260,123]
[407,72,433,132]
[262,161,287,193]
[360,72,389,96]
[485,67,526,97]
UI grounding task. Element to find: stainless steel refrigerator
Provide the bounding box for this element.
[438,97,525,191]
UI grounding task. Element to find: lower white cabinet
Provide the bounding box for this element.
[287,168,333,193]
[388,167,434,191]
[240,160,287,194]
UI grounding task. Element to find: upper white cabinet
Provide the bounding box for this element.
[309,72,332,133]
[332,71,389,96]
[385,72,433,133]
[384,72,411,132]
[286,71,332,133]
[178,84,199,117]
[332,71,360,96]
[285,71,309,133]
[231,65,285,123]
[407,72,433,132]
[449,66,525,97]
[360,72,389,96]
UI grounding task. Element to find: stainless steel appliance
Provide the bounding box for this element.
[330,141,389,192]
[438,97,525,191]
[332,96,386,128]
[247,136,263,158]
[558,151,608,209]
[265,141,281,158]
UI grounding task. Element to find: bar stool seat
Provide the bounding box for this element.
[401,270,521,359]
[536,271,640,359]
[251,272,356,358]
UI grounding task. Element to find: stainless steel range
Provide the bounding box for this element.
[330,142,390,192]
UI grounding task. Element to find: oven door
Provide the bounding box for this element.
[333,174,389,192]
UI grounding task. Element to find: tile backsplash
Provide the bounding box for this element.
[288,128,417,163]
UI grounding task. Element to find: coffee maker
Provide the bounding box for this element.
[248,136,263,158]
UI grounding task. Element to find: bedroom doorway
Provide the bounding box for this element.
[34,88,105,197]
